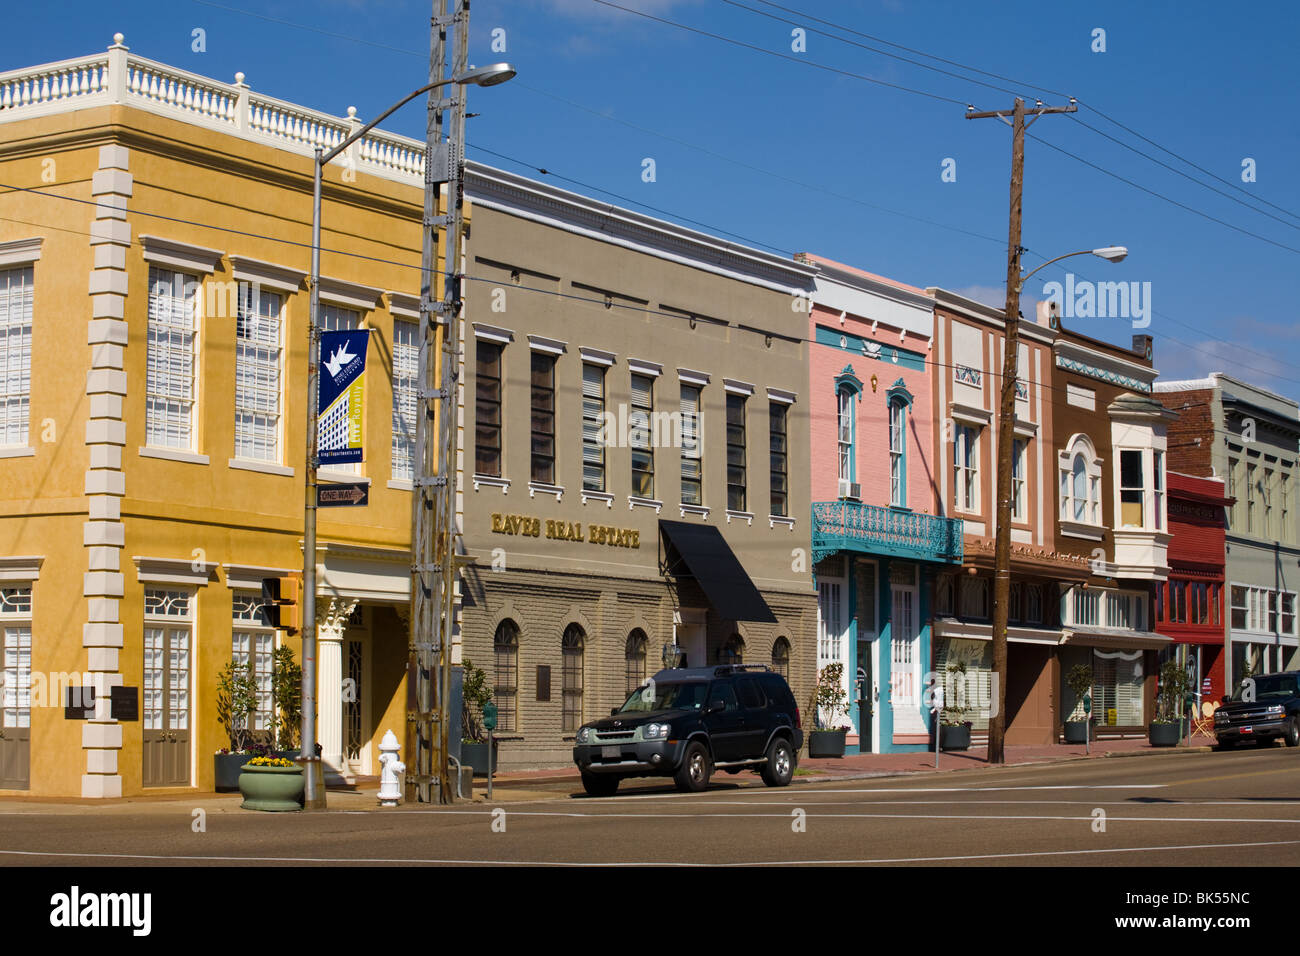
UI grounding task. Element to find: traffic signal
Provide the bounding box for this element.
[259,575,301,632]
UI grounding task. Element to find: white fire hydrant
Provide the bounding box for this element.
[377,729,405,807]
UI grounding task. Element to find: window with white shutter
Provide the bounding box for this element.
[145,267,197,450]
[234,287,284,462]
[392,319,418,481]
[581,363,606,492]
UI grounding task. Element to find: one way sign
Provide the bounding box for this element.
[318,482,369,507]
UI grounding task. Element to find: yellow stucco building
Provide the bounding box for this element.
[0,35,444,796]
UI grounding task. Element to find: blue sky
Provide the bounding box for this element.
[6,1,1299,394]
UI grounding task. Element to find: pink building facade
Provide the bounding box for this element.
[803,254,963,753]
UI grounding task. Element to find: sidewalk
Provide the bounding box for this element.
[488,733,1220,788]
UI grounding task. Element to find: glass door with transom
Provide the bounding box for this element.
[889,565,926,735]
[0,586,32,789]
[143,589,192,788]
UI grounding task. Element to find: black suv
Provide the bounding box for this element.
[1214,670,1300,748]
[572,665,803,796]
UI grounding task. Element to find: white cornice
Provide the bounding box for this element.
[133,556,219,585]
[0,237,42,268]
[318,276,384,311]
[229,255,306,293]
[140,235,223,274]
[387,292,420,318]
[0,555,43,582]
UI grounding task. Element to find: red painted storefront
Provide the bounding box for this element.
[1155,472,1230,703]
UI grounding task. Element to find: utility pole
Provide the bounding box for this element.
[406,0,465,805]
[966,97,1075,764]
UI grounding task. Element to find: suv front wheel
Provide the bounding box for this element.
[581,772,620,797]
[674,740,712,792]
[760,736,794,787]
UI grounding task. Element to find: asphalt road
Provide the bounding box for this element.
[1,747,1298,866]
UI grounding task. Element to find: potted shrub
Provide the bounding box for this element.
[459,659,497,776]
[808,662,851,758]
[1149,658,1189,747]
[1064,664,1094,744]
[214,658,258,792]
[939,661,972,751]
[270,645,302,759]
[238,755,304,811]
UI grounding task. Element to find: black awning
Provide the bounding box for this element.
[659,520,777,623]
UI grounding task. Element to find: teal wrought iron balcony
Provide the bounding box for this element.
[812,501,964,564]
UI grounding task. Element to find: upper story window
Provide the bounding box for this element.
[392,319,418,481]
[630,373,654,498]
[680,383,702,506]
[726,393,747,512]
[959,575,989,619]
[1012,438,1028,522]
[581,362,606,492]
[1063,586,1146,630]
[234,285,284,463]
[953,424,979,513]
[474,339,503,479]
[146,266,198,451]
[530,351,556,484]
[837,387,854,483]
[1246,459,1258,534]
[885,381,913,508]
[1059,435,1102,526]
[1115,447,1166,531]
[770,401,789,517]
[0,266,32,449]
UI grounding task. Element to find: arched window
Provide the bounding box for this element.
[492,619,518,733]
[771,637,791,679]
[561,624,585,732]
[720,633,745,664]
[886,380,914,508]
[837,387,855,483]
[1059,434,1102,525]
[625,629,648,697]
[834,365,863,485]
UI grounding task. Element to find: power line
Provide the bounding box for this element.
[586,0,969,106]
[717,0,1031,100]
[468,145,793,254]
[1024,131,1300,257]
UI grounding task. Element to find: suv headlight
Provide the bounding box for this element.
[643,722,670,740]
[576,726,591,744]
[1214,711,1228,722]
[1267,705,1285,715]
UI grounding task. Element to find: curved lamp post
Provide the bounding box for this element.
[300,63,515,810]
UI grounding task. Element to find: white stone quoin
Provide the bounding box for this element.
[81,141,132,799]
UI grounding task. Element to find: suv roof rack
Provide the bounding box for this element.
[712,664,771,676]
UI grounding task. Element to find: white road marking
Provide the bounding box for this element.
[377,809,1300,824]
[1,839,1297,866]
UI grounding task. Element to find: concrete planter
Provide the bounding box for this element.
[238,764,304,811]
[1063,721,1091,744]
[807,729,847,758]
[460,739,498,777]
[214,753,251,792]
[939,724,971,751]
[1148,722,1182,748]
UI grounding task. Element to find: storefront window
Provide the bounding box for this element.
[1091,650,1144,726]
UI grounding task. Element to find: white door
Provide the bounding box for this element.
[890,579,926,734]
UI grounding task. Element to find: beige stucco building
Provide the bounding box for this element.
[460,168,819,767]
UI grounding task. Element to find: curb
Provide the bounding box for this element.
[1103,745,1214,758]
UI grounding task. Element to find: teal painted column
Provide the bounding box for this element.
[846,554,860,753]
[919,564,933,738]
[877,558,893,752]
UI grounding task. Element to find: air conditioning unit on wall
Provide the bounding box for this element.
[838,479,861,501]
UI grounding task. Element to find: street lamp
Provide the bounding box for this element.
[300,62,515,811]
[986,243,1127,764]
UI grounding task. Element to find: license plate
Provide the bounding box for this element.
[1241,726,1253,734]
[601,746,620,758]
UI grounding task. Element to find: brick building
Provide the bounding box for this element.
[1154,374,1300,690]
[1155,471,1230,704]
